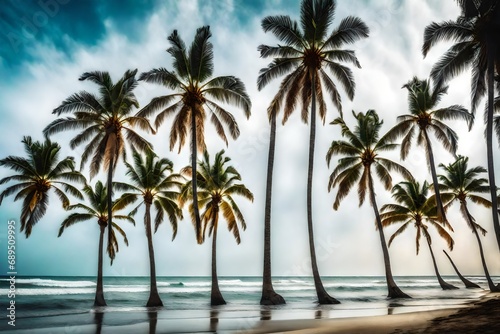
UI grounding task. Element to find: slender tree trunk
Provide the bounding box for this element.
[442,250,480,288]
[464,203,500,291]
[145,202,163,307]
[261,112,285,305]
[211,224,226,305]
[426,238,458,290]
[307,73,339,304]
[94,225,106,307]
[191,108,202,244]
[486,52,500,253]
[107,155,114,256]
[423,129,447,224]
[368,173,410,298]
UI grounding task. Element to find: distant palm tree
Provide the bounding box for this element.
[138,26,251,245]
[0,136,84,237]
[327,110,413,298]
[423,0,500,251]
[381,181,458,290]
[58,181,135,306]
[257,0,369,304]
[114,149,183,307]
[382,77,471,225]
[437,156,500,292]
[44,70,154,254]
[179,150,253,305]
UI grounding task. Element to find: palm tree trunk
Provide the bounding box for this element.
[426,238,458,290]
[211,225,226,305]
[145,202,163,307]
[486,51,500,252]
[260,112,285,305]
[307,73,339,305]
[191,108,202,244]
[368,173,410,298]
[464,203,500,291]
[442,250,480,288]
[107,155,114,256]
[423,129,447,224]
[94,225,106,307]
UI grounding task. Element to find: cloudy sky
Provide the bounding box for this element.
[0,0,499,280]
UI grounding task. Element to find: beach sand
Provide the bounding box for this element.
[243,292,500,334]
[3,293,499,333]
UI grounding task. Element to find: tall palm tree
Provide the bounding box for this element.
[179,150,253,306]
[381,181,458,290]
[138,26,251,244]
[114,149,183,307]
[327,110,413,298]
[422,0,500,251]
[381,77,471,225]
[437,156,500,292]
[43,69,154,252]
[58,181,135,306]
[257,0,369,304]
[0,136,84,237]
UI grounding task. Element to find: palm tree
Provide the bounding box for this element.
[257,0,369,304]
[381,77,471,225]
[58,181,135,306]
[381,181,458,290]
[138,26,251,245]
[114,149,183,307]
[327,110,413,298]
[179,150,253,305]
[43,69,154,253]
[437,156,500,291]
[0,136,84,237]
[422,0,500,251]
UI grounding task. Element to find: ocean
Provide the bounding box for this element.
[0,275,491,333]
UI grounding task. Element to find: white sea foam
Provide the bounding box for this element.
[0,278,96,288]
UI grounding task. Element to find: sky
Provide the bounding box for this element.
[0,0,499,280]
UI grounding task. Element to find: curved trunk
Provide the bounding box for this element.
[145,202,163,307]
[426,238,458,290]
[211,225,226,305]
[442,250,480,288]
[423,129,447,224]
[368,173,410,298]
[107,155,114,258]
[464,203,500,291]
[307,73,339,304]
[191,107,202,244]
[486,52,500,252]
[94,225,106,306]
[260,112,285,305]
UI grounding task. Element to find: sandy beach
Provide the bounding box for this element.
[2,292,498,333]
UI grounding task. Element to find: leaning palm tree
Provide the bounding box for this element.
[138,26,251,244]
[58,181,135,306]
[179,150,253,305]
[114,149,183,307]
[381,181,458,290]
[423,0,500,251]
[437,156,500,292]
[327,110,413,298]
[0,136,84,237]
[43,69,154,252]
[257,0,369,304]
[381,77,471,225]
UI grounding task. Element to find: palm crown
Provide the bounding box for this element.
[179,150,253,243]
[257,0,369,122]
[0,136,84,237]
[58,181,135,262]
[327,109,413,209]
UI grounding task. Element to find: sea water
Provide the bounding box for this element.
[0,275,490,333]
